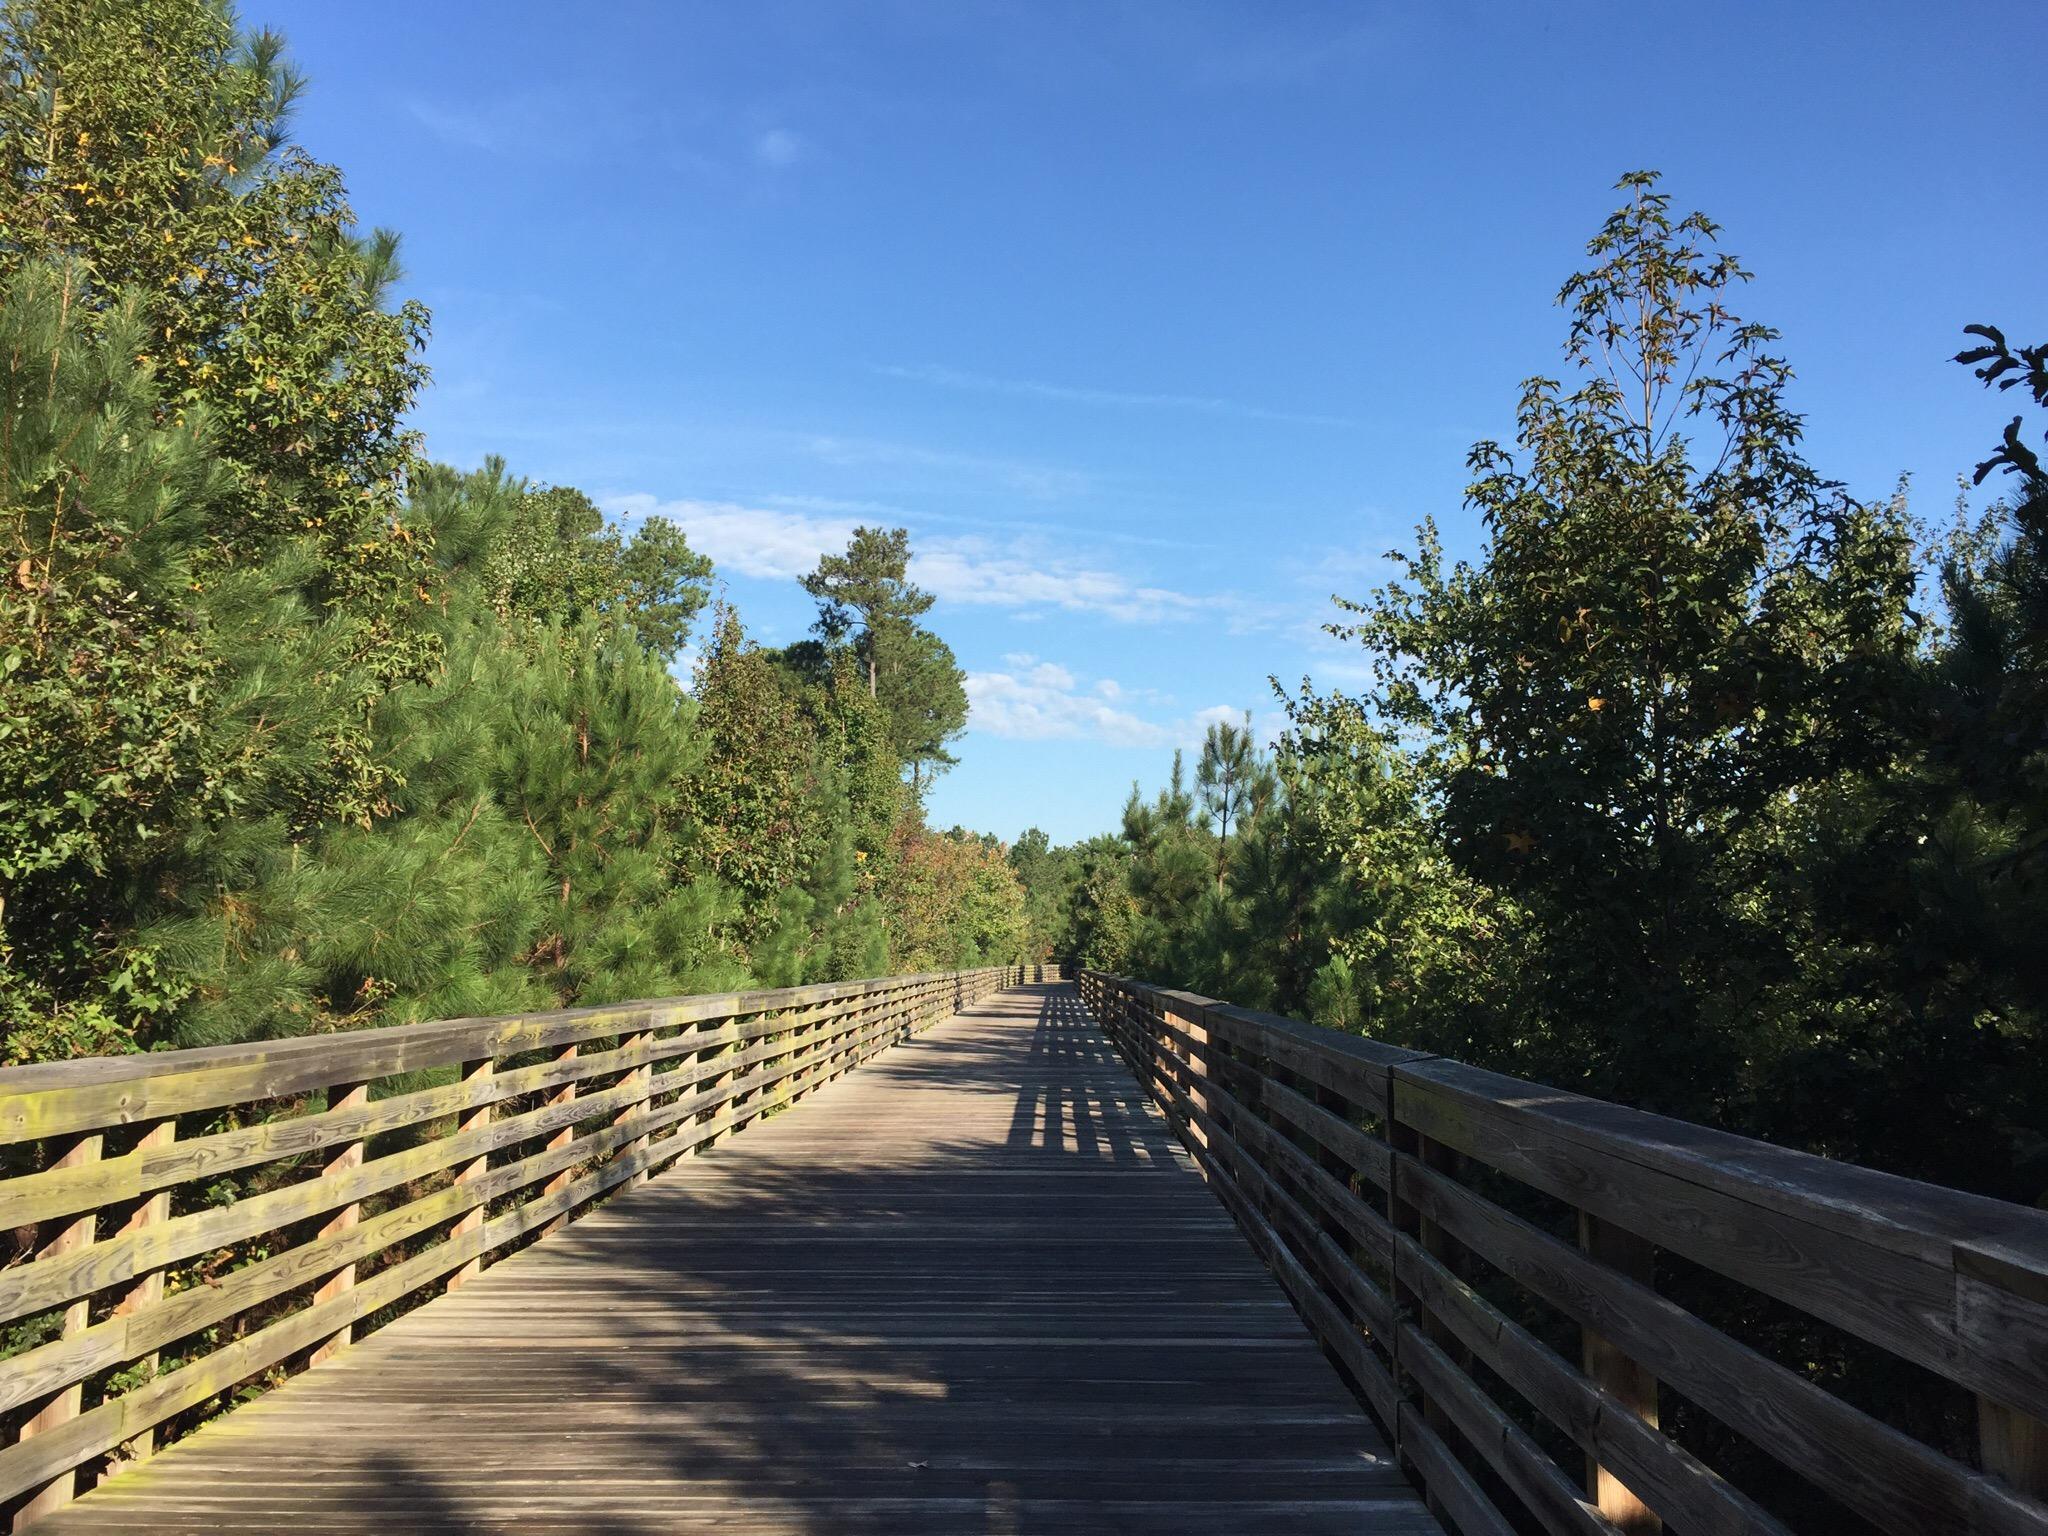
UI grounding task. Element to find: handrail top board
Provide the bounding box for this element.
[1104,976,1437,1068]
[1396,1052,2048,1270]
[1085,970,2048,1281]
[0,969,983,1143]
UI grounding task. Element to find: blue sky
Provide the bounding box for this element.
[255,1,2046,844]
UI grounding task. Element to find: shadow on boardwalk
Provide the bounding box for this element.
[40,985,1430,1536]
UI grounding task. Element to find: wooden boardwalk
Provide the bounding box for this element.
[38,983,1431,1535]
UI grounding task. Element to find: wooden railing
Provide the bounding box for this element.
[0,966,1026,1527]
[1080,969,2048,1536]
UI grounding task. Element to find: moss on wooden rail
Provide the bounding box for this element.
[0,967,1030,1529]
[1081,968,2048,1536]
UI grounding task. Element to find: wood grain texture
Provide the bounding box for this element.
[1394,1147,2044,1536]
[26,984,1432,1536]
[1080,967,2048,1536]
[12,1133,100,1532]
[0,970,1010,1511]
[1577,1213,1660,1534]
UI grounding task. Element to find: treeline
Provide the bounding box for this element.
[1016,175,2048,1207]
[0,0,1026,1064]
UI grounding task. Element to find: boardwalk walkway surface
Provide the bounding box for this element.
[39,983,1432,1536]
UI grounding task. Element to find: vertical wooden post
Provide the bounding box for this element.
[794,1000,827,1103]
[691,1014,727,1154]
[1579,1211,1662,1533]
[829,996,854,1087]
[1386,1075,1473,1515]
[1174,1002,1211,1152]
[310,1081,369,1367]
[1386,1122,1469,1458]
[103,1120,175,1477]
[817,997,838,1089]
[1979,1398,2048,1503]
[540,1043,578,1235]
[447,1058,493,1291]
[1386,1082,1478,1523]
[1386,1085,1423,1443]
[15,1131,102,1527]
[1310,1081,1357,1244]
[780,1004,806,1110]
[614,1028,651,1190]
[797,1003,821,1105]
[1415,1134,1470,1435]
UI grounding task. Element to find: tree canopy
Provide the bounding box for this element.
[1018,173,2047,1213]
[0,0,1026,1062]
[798,525,968,791]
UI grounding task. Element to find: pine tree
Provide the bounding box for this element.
[801,526,933,697]
[1118,755,1215,982]
[1007,829,1083,962]
[799,526,968,785]
[483,618,739,1003]
[871,622,969,794]
[1195,713,1274,889]
[1,267,230,1057]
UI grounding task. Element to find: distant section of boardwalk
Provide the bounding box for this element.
[41,983,1432,1535]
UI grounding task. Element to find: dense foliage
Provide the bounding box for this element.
[1023,175,2047,1210]
[0,0,1026,1064]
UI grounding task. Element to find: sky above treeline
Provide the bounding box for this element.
[256,0,2046,845]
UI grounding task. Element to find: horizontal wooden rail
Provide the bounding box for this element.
[0,966,1031,1528]
[1079,969,2048,1536]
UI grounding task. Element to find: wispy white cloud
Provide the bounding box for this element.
[754,128,807,168]
[1187,20,1387,88]
[1281,523,1404,595]
[607,495,858,581]
[759,492,923,520]
[407,100,503,152]
[409,94,809,183]
[794,433,1093,499]
[875,362,1352,429]
[606,495,1216,623]
[967,656,1256,750]
[912,536,1205,620]
[966,664,1173,747]
[760,491,1215,554]
[407,93,650,160]
[611,493,1286,751]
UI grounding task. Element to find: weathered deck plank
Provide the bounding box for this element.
[35,983,1432,1535]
